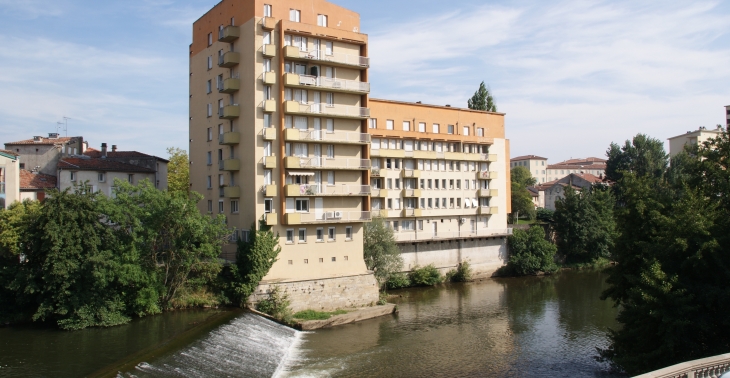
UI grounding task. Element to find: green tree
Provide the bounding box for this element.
[511,166,536,220]
[506,226,557,276]
[605,134,667,183]
[227,221,282,307]
[553,186,616,264]
[467,81,497,112]
[364,217,403,290]
[166,147,190,195]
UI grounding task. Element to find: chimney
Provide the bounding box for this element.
[101,143,107,158]
[112,145,117,152]
[445,104,451,107]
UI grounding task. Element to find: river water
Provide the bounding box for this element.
[0,269,622,377]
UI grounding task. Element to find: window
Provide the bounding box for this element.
[345,226,352,240]
[326,144,334,158]
[432,124,439,133]
[286,229,294,243]
[207,127,213,141]
[206,80,212,94]
[207,103,212,117]
[264,85,272,100]
[218,200,224,213]
[265,198,274,213]
[207,176,212,189]
[393,221,399,231]
[264,141,272,157]
[264,169,272,185]
[208,32,212,46]
[386,120,394,130]
[98,173,105,182]
[403,221,414,231]
[289,9,301,22]
[264,113,272,128]
[128,174,134,184]
[477,128,484,137]
[463,126,470,136]
[298,228,306,242]
[207,200,213,212]
[327,171,334,185]
[328,227,335,241]
[317,14,328,27]
[264,4,272,17]
[325,41,333,55]
[295,198,309,212]
[331,257,336,262]
[263,31,271,45]
[207,56,212,69]
[419,122,426,132]
[231,200,239,213]
[263,58,271,72]
[316,228,324,241]
[369,118,377,129]
[402,121,411,131]
[326,92,334,106]
[447,125,454,134]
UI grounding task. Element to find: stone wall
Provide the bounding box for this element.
[398,236,508,278]
[249,273,380,312]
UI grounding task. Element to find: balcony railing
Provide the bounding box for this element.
[287,184,370,196]
[297,210,372,224]
[286,101,370,118]
[284,46,369,68]
[292,74,370,93]
[478,171,498,180]
[634,352,730,378]
[286,128,370,144]
[291,157,370,170]
[393,228,513,242]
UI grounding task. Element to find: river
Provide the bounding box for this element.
[0,269,622,377]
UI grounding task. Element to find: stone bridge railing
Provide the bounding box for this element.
[634,353,730,378]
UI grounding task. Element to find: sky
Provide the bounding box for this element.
[0,0,728,162]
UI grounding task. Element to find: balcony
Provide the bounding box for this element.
[371,168,382,177]
[484,154,498,162]
[402,188,421,198]
[283,128,370,145]
[261,185,277,197]
[283,73,370,94]
[261,17,276,30]
[262,100,276,113]
[401,208,422,217]
[262,71,276,85]
[284,101,370,119]
[219,78,240,93]
[285,184,370,197]
[478,189,498,197]
[218,105,240,119]
[401,169,420,178]
[371,149,405,158]
[219,132,240,145]
[264,212,278,226]
[413,150,437,159]
[261,44,276,57]
[478,206,499,215]
[371,188,388,197]
[223,186,241,198]
[283,46,369,69]
[219,159,240,171]
[218,51,240,68]
[262,128,277,141]
[284,156,370,170]
[393,228,512,242]
[263,156,277,169]
[285,211,372,225]
[218,26,240,42]
[477,171,498,180]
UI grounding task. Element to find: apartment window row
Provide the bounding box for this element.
[373,197,490,211]
[376,120,483,136]
[283,143,336,158]
[384,218,491,232]
[285,226,353,243]
[283,61,337,78]
[371,138,489,154]
[511,160,546,167]
[284,170,336,186]
[205,199,240,214]
[283,88,335,106]
[373,177,489,190]
[284,36,334,56]
[373,158,490,173]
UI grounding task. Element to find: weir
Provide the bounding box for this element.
[121,314,303,378]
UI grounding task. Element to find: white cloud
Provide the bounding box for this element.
[0,0,66,18]
[368,0,730,161]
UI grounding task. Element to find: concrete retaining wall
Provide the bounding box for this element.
[398,237,508,278]
[250,273,380,312]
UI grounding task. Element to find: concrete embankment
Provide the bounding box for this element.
[295,304,397,330]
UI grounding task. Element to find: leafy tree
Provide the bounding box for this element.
[553,186,616,264]
[535,208,554,223]
[227,221,282,307]
[467,81,497,112]
[506,227,557,276]
[408,264,443,286]
[364,217,403,290]
[166,147,190,195]
[605,134,667,183]
[511,166,536,220]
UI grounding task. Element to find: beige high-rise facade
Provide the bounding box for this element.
[190,0,511,310]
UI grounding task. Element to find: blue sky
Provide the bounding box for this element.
[0,0,728,162]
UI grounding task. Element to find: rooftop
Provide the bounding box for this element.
[0,149,19,159]
[19,170,57,190]
[83,149,169,162]
[58,158,156,173]
[667,126,722,140]
[511,154,548,161]
[5,136,79,146]
[369,98,505,115]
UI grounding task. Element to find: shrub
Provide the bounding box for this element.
[255,286,293,324]
[536,208,554,223]
[408,264,443,286]
[507,227,558,276]
[386,273,411,290]
[446,261,472,282]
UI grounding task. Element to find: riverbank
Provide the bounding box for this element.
[250,304,397,331]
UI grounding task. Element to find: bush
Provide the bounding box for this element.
[506,227,558,276]
[536,208,554,223]
[255,286,293,324]
[408,264,443,286]
[385,273,411,290]
[446,261,472,282]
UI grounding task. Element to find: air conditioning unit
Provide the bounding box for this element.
[460,218,467,224]
[325,211,335,218]
[333,211,343,219]
[332,81,342,88]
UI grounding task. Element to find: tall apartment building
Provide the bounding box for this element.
[190,0,510,310]
[510,155,548,183]
[545,157,606,182]
[667,126,723,157]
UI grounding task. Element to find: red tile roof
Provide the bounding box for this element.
[5,136,79,145]
[58,158,156,173]
[511,154,548,161]
[19,170,57,190]
[83,150,169,162]
[0,149,19,157]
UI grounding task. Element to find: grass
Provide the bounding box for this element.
[292,309,348,321]
[516,219,538,225]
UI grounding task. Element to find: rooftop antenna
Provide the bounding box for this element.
[62,116,71,137]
